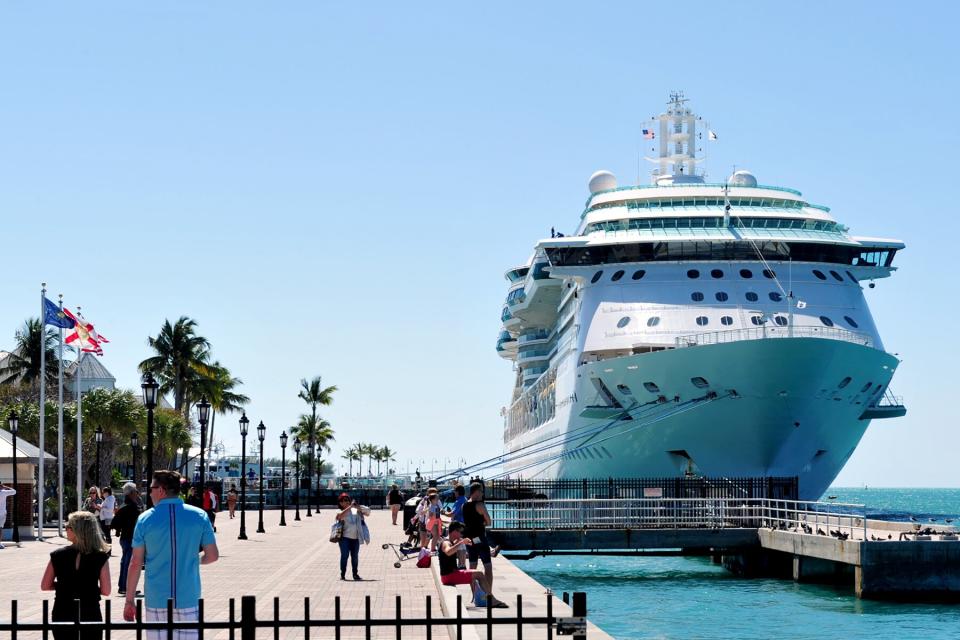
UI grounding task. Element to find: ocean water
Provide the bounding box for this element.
[520,488,960,640]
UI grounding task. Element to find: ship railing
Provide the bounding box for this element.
[876,388,904,408]
[488,498,868,540]
[673,326,874,349]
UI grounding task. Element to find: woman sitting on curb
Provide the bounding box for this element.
[439,521,508,608]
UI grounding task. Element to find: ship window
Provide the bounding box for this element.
[710,269,724,279]
[687,269,700,279]
[763,269,777,279]
[617,384,633,395]
[774,315,788,326]
[750,315,763,326]
[611,270,625,282]
[830,270,844,282]
[860,382,872,393]
[838,377,852,389]
[715,292,729,302]
[721,316,734,326]
[873,384,884,397]
[691,292,704,301]
[647,316,660,327]
[643,382,660,393]
[696,316,709,326]
[846,270,859,284]
[591,270,604,284]
[691,376,709,389]
[632,269,646,280]
[812,269,827,280]
[617,316,631,329]
[745,292,759,302]
[819,316,834,327]
[769,292,783,302]
[739,268,754,279]
[844,316,859,328]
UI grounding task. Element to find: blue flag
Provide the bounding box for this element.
[43,297,76,329]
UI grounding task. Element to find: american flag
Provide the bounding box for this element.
[642,129,655,140]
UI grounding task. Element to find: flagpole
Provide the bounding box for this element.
[76,326,83,510]
[38,284,46,540]
[57,295,65,537]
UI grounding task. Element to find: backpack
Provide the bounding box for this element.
[416,548,431,568]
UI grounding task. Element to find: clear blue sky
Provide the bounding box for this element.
[1,3,956,486]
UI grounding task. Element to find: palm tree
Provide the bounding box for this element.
[139,317,212,419]
[290,414,335,456]
[195,362,249,460]
[0,318,61,389]
[362,442,379,476]
[298,376,337,424]
[377,446,396,476]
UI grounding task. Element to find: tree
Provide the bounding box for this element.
[298,376,337,426]
[138,317,211,420]
[377,446,396,476]
[290,414,335,456]
[195,362,249,460]
[0,318,61,392]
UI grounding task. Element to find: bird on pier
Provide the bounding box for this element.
[817,528,826,536]
[946,518,955,524]
[928,518,937,523]
[909,516,918,522]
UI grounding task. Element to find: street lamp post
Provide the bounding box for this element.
[8,410,20,546]
[306,440,314,518]
[94,426,104,488]
[140,373,159,507]
[130,433,139,487]
[238,413,249,540]
[292,438,301,521]
[256,421,266,534]
[279,431,288,527]
[196,397,211,493]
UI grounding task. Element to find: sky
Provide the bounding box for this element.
[1,2,957,487]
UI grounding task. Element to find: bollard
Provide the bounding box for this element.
[572,592,586,640]
[241,596,257,640]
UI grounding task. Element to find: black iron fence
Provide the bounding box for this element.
[0,592,587,640]
[484,476,798,502]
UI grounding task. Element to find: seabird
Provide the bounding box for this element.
[909,516,918,522]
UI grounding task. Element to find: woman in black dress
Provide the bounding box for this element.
[40,511,111,640]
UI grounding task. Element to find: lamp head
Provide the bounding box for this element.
[141,372,159,409]
[257,421,266,442]
[280,430,288,448]
[94,425,104,443]
[293,437,301,453]
[130,432,139,447]
[197,396,211,425]
[7,409,18,434]
[239,413,250,437]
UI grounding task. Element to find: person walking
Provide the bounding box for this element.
[111,483,142,596]
[226,485,238,519]
[388,484,403,525]
[202,486,218,532]
[335,493,370,581]
[0,483,16,549]
[122,470,219,639]
[99,487,116,545]
[40,510,111,640]
[81,487,102,515]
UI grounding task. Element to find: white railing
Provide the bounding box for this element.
[674,326,874,349]
[488,498,868,540]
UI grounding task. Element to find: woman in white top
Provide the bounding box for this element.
[0,484,16,550]
[335,493,371,581]
[98,487,116,545]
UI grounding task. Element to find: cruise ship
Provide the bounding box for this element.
[496,94,905,499]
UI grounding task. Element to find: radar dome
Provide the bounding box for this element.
[727,170,758,187]
[588,170,617,193]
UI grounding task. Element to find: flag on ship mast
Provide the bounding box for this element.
[708,130,718,141]
[642,129,655,140]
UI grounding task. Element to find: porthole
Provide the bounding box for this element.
[643,382,660,393]
[872,384,884,397]
[774,316,788,326]
[647,316,660,327]
[691,292,705,302]
[745,292,759,302]
[812,270,827,280]
[711,269,724,279]
[750,315,763,326]
[860,382,872,393]
[846,271,859,284]
[819,316,834,327]
[720,316,733,326]
[844,316,859,328]
[616,316,631,329]
[611,270,625,282]
[838,377,852,389]
[695,316,709,326]
[715,292,729,302]
[591,270,604,284]
[739,269,754,279]
[691,376,709,389]
[762,269,777,279]
[769,292,783,302]
[617,384,633,395]
[830,270,844,282]
[632,269,646,280]
[687,269,700,279]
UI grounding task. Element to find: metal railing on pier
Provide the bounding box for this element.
[674,326,874,349]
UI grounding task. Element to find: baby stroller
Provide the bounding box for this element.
[382,540,424,568]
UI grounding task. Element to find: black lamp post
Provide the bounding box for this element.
[256,421,266,533]
[238,413,249,540]
[130,433,139,487]
[306,439,314,517]
[94,426,104,489]
[279,431,288,527]
[292,437,302,521]
[8,410,20,546]
[141,373,159,507]
[196,396,211,492]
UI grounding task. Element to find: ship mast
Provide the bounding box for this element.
[646,91,705,185]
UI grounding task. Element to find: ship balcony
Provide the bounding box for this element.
[673,326,875,350]
[516,345,555,365]
[521,364,549,385]
[859,388,906,420]
[518,330,553,346]
[509,277,562,327]
[496,331,518,359]
[507,287,527,307]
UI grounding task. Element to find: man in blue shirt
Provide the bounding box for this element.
[451,484,467,523]
[123,470,219,638]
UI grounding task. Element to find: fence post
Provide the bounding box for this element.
[572,592,586,640]
[241,596,257,640]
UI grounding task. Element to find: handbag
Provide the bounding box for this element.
[329,520,343,543]
[360,512,371,545]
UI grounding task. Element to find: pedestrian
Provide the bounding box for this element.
[439,522,507,607]
[202,486,218,532]
[463,482,496,594]
[122,470,219,639]
[335,493,371,581]
[81,486,102,515]
[185,486,202,509]
[426,492,442,552]
[40,510,111,640]
[227,484,238,519]
[0,483,16,550]
[388,484,403,525]
[415,489,435,549]
[99,486,116,545]
[111,483,142,596]
[451,484,467,522]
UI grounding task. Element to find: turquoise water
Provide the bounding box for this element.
[520,488,960,640]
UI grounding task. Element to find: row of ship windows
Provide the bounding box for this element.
[620,314,859,329]
[590,268,859,284]
[617,378,882,397]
